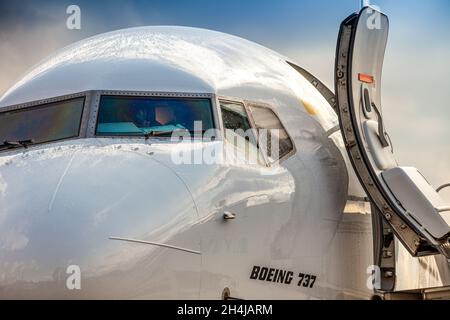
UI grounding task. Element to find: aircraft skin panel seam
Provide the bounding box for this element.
[108,237,201,255]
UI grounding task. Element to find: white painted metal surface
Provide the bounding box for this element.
[0,22,448,300]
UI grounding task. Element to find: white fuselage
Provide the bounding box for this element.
[0,26,448,299]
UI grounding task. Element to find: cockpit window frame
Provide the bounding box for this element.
[0,91,294,163]
[88,90,220,140]
[217,96,297,167]
[245,100,297,164]
[217,96,268,166]
[0,90,220,150]
[0,91,91,151]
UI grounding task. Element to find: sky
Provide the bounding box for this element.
[0,0,449,200]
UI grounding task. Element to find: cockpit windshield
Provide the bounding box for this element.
[0,98,85,150]
[96,96,215,136]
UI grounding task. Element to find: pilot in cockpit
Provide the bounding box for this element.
[132,105,177,129]
[154,106,177,126]
[132,107,153,128]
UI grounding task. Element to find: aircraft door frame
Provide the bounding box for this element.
[335,7,450,259]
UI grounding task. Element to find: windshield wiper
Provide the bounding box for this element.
[0,139,35,150]
[142,129,189,140]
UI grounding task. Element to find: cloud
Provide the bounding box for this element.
[0,1,170,96]
[0,1,81,95]
[0,0,58,30]
[0,25,76,95]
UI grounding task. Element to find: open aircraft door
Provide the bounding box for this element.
[335,6,450,259]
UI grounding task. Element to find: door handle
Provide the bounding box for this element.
[223,211,236,220]
[362,88,390,148]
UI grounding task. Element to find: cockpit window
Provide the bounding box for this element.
[0,98,85,148]
[96,96,215,136]
[248,105,294,162]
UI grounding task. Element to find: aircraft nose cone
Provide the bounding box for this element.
[0,142,198,298]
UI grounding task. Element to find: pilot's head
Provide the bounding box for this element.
[155,106,176,125]
[133,106,153,128]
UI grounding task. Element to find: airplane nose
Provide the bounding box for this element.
[0,142,199,298]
